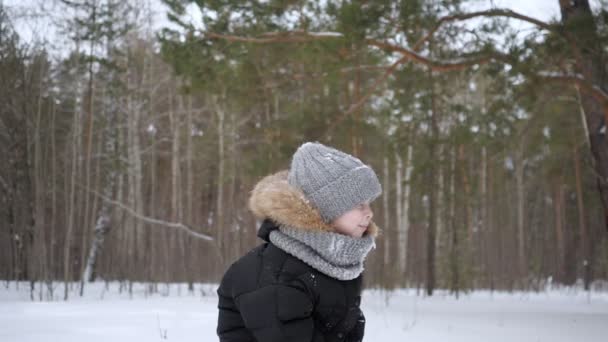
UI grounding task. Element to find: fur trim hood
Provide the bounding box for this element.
[248,171,379,238]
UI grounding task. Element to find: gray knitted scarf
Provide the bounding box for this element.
[269,226,375,281]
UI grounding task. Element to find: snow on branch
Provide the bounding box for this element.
[306,31,344,37]
[205,30,343,43]
[538,71,585,80]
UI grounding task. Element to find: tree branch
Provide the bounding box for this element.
[204,30,509,136]
[416,9,557,52]
[366,39,509,71]
[205,26,604,130]
[88,187,215,241]
[417,9,556,50]
[411,9,578,58]
[205,31,509,71]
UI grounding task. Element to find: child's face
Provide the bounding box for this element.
[331,203,374,238]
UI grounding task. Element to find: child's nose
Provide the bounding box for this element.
[363,204,373,220]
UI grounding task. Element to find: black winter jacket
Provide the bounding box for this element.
[216,171,377,342]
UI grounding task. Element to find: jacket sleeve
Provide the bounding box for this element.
[345,308,365,342]
[236,279,315,342]
[217,287,252,341]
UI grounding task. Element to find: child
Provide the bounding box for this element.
[217,142,381,342]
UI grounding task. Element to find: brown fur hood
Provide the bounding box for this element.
[248,171,379,238]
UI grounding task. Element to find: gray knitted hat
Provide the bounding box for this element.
[287,142,382,223]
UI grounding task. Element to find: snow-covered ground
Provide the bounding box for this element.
[1,282,607,341]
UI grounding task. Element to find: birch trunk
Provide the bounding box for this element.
[397,145,414,281]
[81,86,117,286]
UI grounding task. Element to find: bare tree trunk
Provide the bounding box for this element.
[64,92,82,301]
[149,114,158,284]
[553,179,565,282]
[426,67,438,296]
[169,91,182,281]
[214,95,226,263]
[81,199,111,283]
[80,3,99,290]
[456,144,474,290]
[514,140,527,280]
[398,144,414,283]
[573,142,590,290]
[449,144,460,296]
[185,95,194,290]
[81,87,117,286]
[228,105,239,263]
[127,70,145,281]
[32,66,46,299]
[395,151,403,277]
[426,163,438,296]
[79,117,100,296]
[382,156,390,270]
[448,146,459,291]
[176,95,188,283]
[115,108,133,290]
[50,102,57,292]
[458,145,473,241]
[487,153,495,290]
[479,146,488,284]
[436,144,444,249]
[559,0,608,231]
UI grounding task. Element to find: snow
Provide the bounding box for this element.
[307,32,343,37]
[538,71,586,81]
[1,282,607,342]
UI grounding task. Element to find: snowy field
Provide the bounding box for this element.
[1,282,608,342]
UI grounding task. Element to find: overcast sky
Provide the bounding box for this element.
[2,0,602,56]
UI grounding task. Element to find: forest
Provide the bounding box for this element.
[1,0,607,301]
